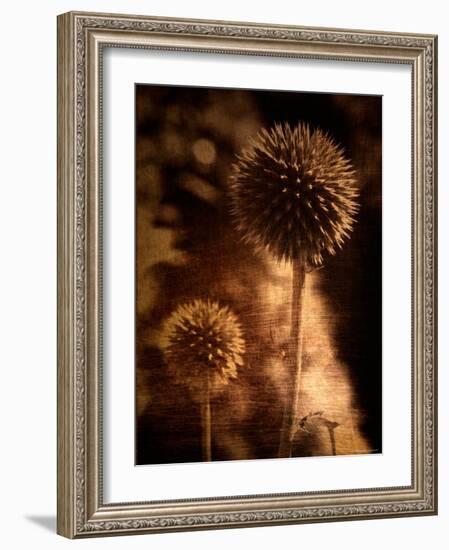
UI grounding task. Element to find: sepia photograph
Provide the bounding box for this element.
[135,84,382,465]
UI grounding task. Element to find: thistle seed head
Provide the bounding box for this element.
[229,122,359,268]
[162,299,245,394]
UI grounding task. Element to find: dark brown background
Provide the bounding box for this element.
[135,84,382,465]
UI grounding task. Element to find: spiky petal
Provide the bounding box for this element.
[162,299,245,395]
[229,122,359,268]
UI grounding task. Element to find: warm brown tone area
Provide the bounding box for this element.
[135,84,382,465]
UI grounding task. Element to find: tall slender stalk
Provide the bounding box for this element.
[278,257,306,458]
[201,373,212,461]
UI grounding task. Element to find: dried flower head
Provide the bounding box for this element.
[162,299,245,395]
[229,122,359,268]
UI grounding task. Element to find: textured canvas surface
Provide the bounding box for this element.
[134,85,382,465]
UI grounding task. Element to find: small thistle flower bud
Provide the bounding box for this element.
[229,122,359,268]
[162,299,245,395]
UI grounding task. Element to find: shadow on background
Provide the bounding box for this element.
[25,515,56,533]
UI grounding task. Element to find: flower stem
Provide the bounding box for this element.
[278,256,306,458]
[201,373,212,461]
[328,426,337,456]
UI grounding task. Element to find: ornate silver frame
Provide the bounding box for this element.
[57,11,438,538]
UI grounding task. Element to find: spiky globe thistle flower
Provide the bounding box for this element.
[229,122,359,268]
[162,299,245,395]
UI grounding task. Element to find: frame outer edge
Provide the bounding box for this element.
[62,10,437,40]
[430,34,438,515]
[57,12,77,539]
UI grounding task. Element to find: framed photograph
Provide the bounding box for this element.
[57,11,438,538]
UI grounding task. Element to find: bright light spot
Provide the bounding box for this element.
[192,138,216,165]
